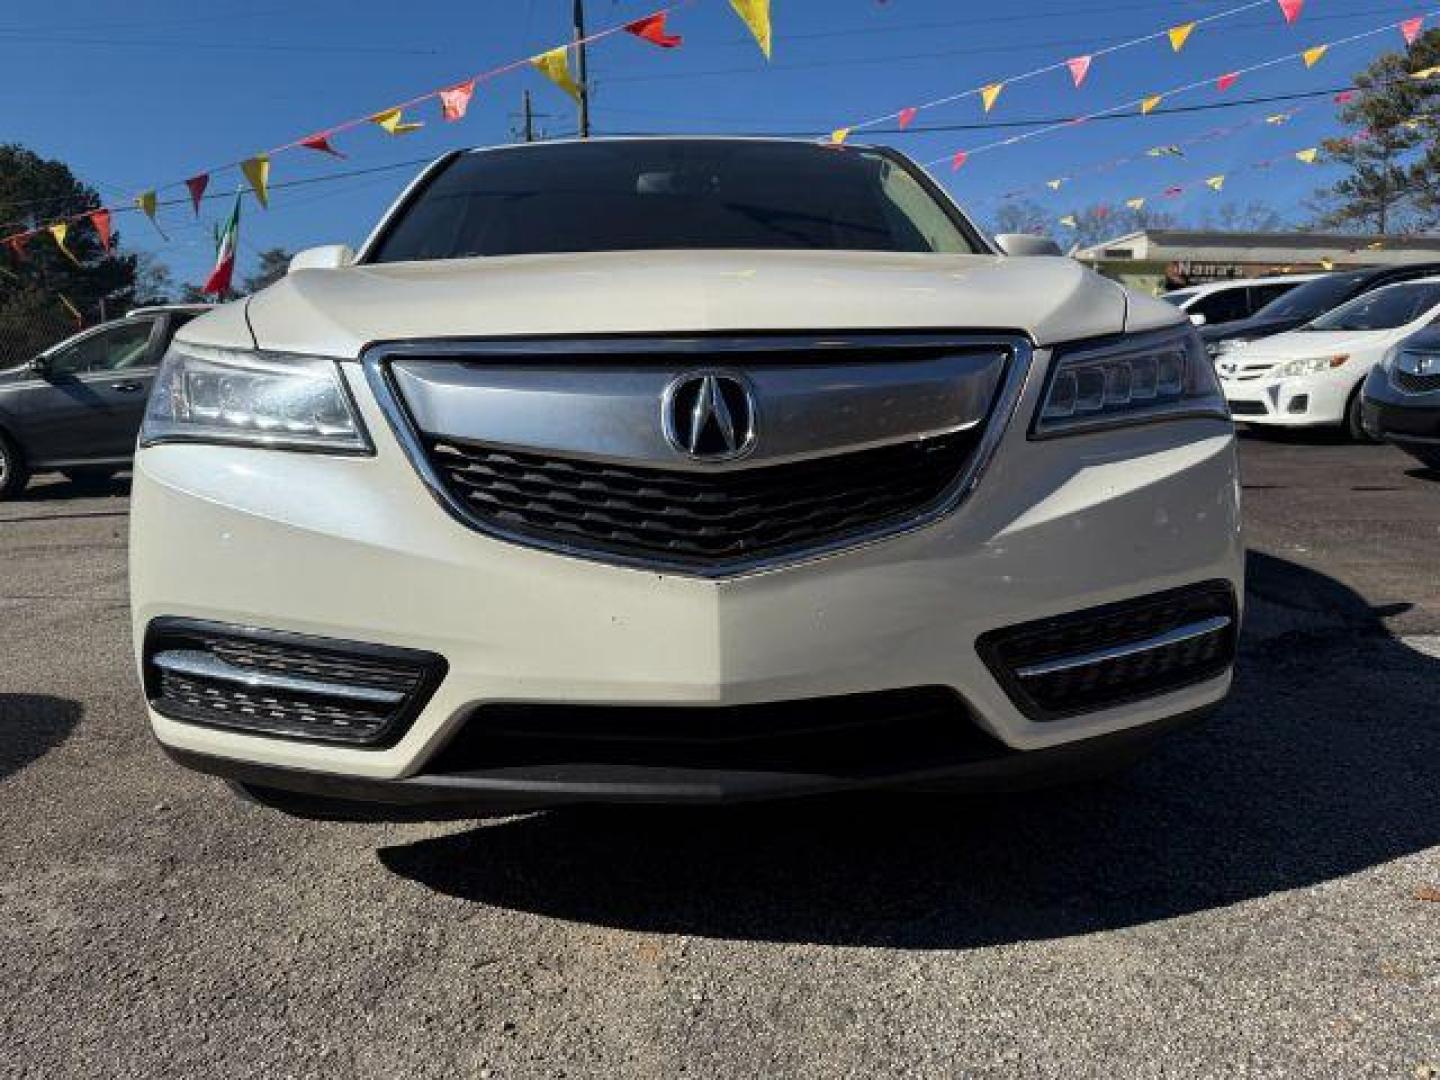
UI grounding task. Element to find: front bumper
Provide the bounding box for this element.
[1219,370,1355,427]
[1360,366,1440,451]
[131,356,1244,808]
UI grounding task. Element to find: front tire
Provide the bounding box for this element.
[1345,385,1378,443]
[0,432,30,500]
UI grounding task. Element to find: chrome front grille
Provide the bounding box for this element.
[367,334,1029,575]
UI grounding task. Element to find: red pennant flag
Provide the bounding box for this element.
[1278,0,1303,24]
[89,209,112,252]
[1163,185,1184,198]
[1095,205,1110,219]
[1335,90,1357,104]
[951,150,969,171]
[625,12,682,47]
[1066,56,1092,88]
[1401,17,1424,45]
[897,106,918,129]
[299,134,346,158]
[1217,72,1239,92]
[185,174,209,217]
[439,79,476,121]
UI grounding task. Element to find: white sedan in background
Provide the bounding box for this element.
[1218,277,1440,439]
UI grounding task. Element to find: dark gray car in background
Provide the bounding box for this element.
[0,304,209,498]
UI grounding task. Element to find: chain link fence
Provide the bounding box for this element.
[0,288,89,369]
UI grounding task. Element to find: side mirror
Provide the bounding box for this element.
[1189,312,1208,327]
[994,233,1064,257]
[288,244,356,274]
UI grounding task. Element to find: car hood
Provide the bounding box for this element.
[219,250,1140,357]
[1201,313,1307,344]
[1237,327,1402,361]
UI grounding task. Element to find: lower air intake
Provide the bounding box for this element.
[143,619,446,747]
[977,581,1237,721]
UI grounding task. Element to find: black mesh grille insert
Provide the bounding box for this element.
[1227,399,1267,417]
[421,430,980,567]
[977,582,1237,721]
[426,687,1009,778]
[1392,368,1440,395]
[144,619,447,747]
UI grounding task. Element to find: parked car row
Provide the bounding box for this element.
[1163,263,1440,467]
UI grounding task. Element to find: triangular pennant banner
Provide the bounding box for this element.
[1146,144,1184,158]
[1278,0,1303,25]
[625,12,682,48]
[439,80,476,121]
[1295,147,1319,164]
[728,0,771,59]
[830,127,850,145]
[1066,55,1092,88]
[1217,72,1239,92]
[1206,175,1226,191]
[89,209,112,253]
[48,222,80,266]
[1163,186,1184,198]
[1168,22,1196,52]
[1320,256,1335,270]
[1266,112,1292,124]
[898,106,918,129]
[1141,94,1163,115]
[1412,65,1440,79]
[135,190,167,238]
[1401,17,1424,45]
[531,47,582,102]
[300,134,345,158]
[241,155,270,207]
[951,150,969,171]
[980,83,1003,112]
[185,174,209,216]
[1302,45,1328,68]
[371,107,423,135]
[1335,90,1357,103]
[1126,198,1146,211]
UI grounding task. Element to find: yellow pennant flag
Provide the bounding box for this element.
[1295,147,1319,164]
[830,127,850,145]
[1141,94,1163,115]
[1126,197,1146,211]
[1320,257,1335,270]
[48,222,80,266]
[1206,175,1226,191]
[1167,22,1196,52]
[1411,65,1440,79]
[1404,118,1424,130]
[981,83,1004,112]
[1266,113,1292,125]
[729,0,772,59]
[1059,215,1078,228]
[371,107,423,135]
[531,46,582,102]
[58,294,83,326]
[134,190,167,238]
[1368,240,1386,249]
[241,155,270,208]
[1302,45,1329,68]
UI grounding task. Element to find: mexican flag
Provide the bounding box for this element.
[202,194,241,296]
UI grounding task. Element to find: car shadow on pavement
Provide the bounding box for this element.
[378,551,1440,948]
[14,475,132,502]
[0,694,81,782]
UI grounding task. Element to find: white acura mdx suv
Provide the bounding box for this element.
[131,138,1242,817]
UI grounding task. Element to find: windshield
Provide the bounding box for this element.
[1305,282,1440,331]
[1252,272,1363,320]
[369,141,985,262]
[1163,289,1198,307]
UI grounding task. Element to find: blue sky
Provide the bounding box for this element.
[2,0,1426,285]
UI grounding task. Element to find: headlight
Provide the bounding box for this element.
[1034,327,1227,437]
[140,343,370,453]
[1273,354,1349,379]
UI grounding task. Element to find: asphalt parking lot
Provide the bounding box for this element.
[2,433,1437,1079]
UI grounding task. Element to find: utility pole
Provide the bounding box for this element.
[523,90,535,143]
[573,0,590,138]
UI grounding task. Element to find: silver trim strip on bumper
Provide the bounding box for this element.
[151,650,407,706]
[1015,615,1234,680]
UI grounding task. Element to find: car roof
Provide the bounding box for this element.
[126,304,214,318]
[1168,274,1321,299]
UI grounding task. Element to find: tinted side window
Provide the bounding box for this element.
[1192,288,1250,325]
[46,320,156,376]
[1248,283,1294,312]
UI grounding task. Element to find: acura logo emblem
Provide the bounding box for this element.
[663,372,757,461]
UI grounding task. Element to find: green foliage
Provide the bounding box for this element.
[241,247,292,295]
[1313,30,1440,233]
[0,143,151,359]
